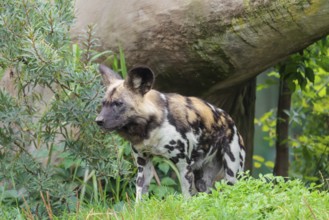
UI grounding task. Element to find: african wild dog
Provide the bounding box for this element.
[95,64,245,201]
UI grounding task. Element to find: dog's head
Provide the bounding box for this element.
[95,64,155,132]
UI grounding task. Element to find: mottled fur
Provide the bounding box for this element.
[96,64,246,201]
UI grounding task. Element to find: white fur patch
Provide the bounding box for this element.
[224,126,242,182]
[160,94,166,101]
[140,117,185,156]
[133,77,142,89]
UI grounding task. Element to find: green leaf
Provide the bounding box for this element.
[313,100,329,114]
[265,161,274,168]
[254,162,262,168]
[284,62,298,76]
[158,162,170,174]
[119,46,127,78]
[297,73,307,90]
[88,50,113,65]
[112,55,119,72]
[161,177,177,186]
[3,190,19,199]
[253,155,265,162]
[62,158,77,169]
[304,67,315,83]
[34,148,49,159]
[287,81,296,92]
[262,125,270,132]
[318,57,329,72]
[72,43,81,71]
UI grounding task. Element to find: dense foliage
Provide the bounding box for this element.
[0,0,136,217]
[288,39,329,186]
[255,37,329,188]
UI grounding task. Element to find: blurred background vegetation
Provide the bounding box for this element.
[0,0,328,219]
[254,39,329,187]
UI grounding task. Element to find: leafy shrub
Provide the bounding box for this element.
[0,0,136,217]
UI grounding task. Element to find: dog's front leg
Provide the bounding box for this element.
[133,150,153,202]
[176,160,196,198]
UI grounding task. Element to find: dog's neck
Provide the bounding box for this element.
[117,90,165,145]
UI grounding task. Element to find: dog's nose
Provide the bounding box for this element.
[95,116,104,127]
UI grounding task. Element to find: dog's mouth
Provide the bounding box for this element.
[96,116,148,136]
[98,120,129,132]
[99,124,122,132]
[99,126,116,133]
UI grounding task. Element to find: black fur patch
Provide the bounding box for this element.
[225,148,236,162]
[226,168,234,177]
[224,160,235,177]
[176,140,185,152]
[164,144,175,152]
[170,152,186,164]
[239,153,244,161]
[194,169,207,192]
[137,157,146,166]
[170,157,179,164]
[132,146,138,154]
[118,114,161,144]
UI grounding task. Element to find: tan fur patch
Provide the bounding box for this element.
[140,90,163,120]
[105,81,124,102]
[219,115,227,126]
[226,128,232,137]
[189,97,214,130]
[167,94,189,125]
[186,108,198,124]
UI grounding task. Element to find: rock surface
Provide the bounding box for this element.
[72,0,329,97]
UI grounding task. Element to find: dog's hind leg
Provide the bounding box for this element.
[223,128,245,185]
[175,159,197,198]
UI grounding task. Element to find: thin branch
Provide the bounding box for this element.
[152,164,161,186]
[303,197,318,220]
[40,191,53,220]
[13,140,33,157]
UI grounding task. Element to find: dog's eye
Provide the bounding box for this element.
[102,100,109,106]
[111,100,123,107]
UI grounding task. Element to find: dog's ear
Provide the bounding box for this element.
[98,64,122,86]
[125,66,155,95]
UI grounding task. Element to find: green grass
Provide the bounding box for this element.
[1,174,329,219]
[57,174,329,220]
[0,206,24,220]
